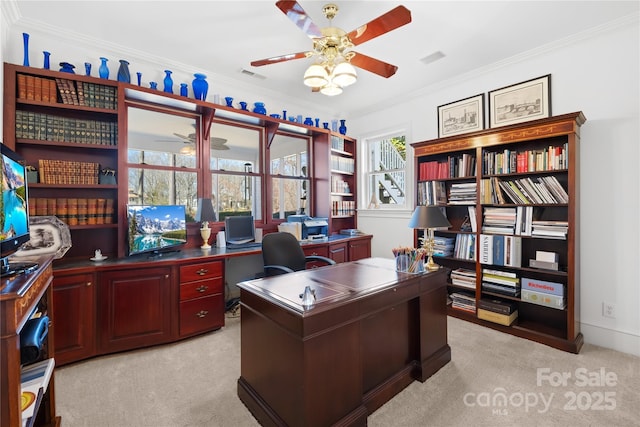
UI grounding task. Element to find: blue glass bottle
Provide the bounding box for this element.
[85,62,92,76]
[99,57,109,79]
[117,60,130,83]
[43,51,50,70]
[59,62,75,74]
[163,70,173,94]
[339,119,347,135]
[22,33,30,67]
[149,82,158,90]
[253,102,266,115]
[136,72,142,86]
[192,73,208,100]
[180,83,188,97]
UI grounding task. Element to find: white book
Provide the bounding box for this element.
[479,234,493,264]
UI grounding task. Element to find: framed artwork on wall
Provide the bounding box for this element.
[488,74,551,128]
[437,94,485,137]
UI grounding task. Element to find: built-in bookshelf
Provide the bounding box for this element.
[412,112,585,353]
[328,134,357,223]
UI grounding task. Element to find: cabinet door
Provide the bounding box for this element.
[97,267,172,353]
[52,272,96,366]
[349,238,371,261]
[303,245,330,269]
[328,242,348,263]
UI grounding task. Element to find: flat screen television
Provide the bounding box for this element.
[225,215,255,245]
[1,144,37,277]
[127,205,187,256]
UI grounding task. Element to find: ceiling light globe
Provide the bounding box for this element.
[320,83,343,96]
[332,62,357,87]
[304,64,329,87]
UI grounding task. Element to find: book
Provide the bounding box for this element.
[529,259,559,271]
[521,288,566,309]
[482,281,520,296]
[521,277,564,297]
[477,308,518,326]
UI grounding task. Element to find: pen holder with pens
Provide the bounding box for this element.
[393,247,426,274]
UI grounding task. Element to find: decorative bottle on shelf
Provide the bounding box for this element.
[99,57,109,79]
[84,62,92,76]
[180,83,188,97]
[117,60,131,83]
[304,117,314,126]
[192,73,208,100]
[42,51,50,70]
[22,33,30,66]
[136,72,142,86]
[59,62,75,73]
[163,70,173,94]
[339,119,347,135]
[253,102,266,114]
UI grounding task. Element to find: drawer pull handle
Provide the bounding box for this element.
[196,269,209,276]
[196,310,209,318]
[86,281,92,287]
[196,285,208,293]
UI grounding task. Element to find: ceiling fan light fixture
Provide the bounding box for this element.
[304,64,330,87]
[332,61,357,87]
[320,83,343,96]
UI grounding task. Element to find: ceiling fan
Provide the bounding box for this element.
[251,1,412,96]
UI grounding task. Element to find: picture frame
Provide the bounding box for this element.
[488,74,551,128]
[13,216,72,259]
[437,94,485,138]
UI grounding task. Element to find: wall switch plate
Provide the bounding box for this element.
[603,302,616,318]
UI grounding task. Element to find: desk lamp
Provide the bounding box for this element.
[195,198,217,249]
[408,206,452,271]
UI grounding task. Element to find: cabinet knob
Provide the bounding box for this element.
[86,281,92,287]
[196,285,208,293]
[196,310,209,318]
[196,269,209,276]
[165,275,169,279]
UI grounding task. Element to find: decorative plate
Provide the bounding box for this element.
[13,216,72,259]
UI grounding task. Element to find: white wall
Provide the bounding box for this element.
[351,17,640,356]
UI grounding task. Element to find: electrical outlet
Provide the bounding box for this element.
[603,302,616,318]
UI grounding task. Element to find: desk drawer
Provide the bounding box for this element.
[180,294,224,336]
[180,277,223,301]
[180,261,223,282]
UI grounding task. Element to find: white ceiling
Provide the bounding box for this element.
[7,1,639,117]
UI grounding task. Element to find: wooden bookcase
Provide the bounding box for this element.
[412,112,585,353]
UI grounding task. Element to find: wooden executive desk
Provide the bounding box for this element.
[236,257,451,427]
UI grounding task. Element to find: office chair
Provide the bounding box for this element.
[262,232,336,276]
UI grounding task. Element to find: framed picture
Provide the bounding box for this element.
[437,94,485,138]
[13,216,72,259]
[488,74,551,128]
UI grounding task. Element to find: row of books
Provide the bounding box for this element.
[416,180,447,206]
[453,233,476,261]
[15,110,118,146]
[330,155,354,173]
[17,74,117,110]
[30,197,116,225]
[37,159,101,185]
[331,199,355,217]
[17,74,57,104]
[330,135,346,151]
[479,234,522,267]
[482,144,568,175]
[480,175,568,205]
[331,176,351,194]
[418,153,476,180]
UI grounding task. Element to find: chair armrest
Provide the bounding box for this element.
[264,265,295,275]
[305,255,336,266]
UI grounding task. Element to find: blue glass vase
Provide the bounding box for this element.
[99,57,109,79]
[180,83,188,97]
[84,62,92,76]
[192,73,208,100]
[339,119,347,135]
[136,72,142,86]
[22,33,30,67]
[43,51,50,70]
[117,60,130,83]
[163,70,173,94]
[253,102,266,114]
[59,62,75,74]
[304,117,314,126]
[149,82,158,90]
[239,101,248,111]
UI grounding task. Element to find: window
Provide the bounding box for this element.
[363,132,407,208]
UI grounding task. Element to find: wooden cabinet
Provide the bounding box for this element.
[1,256,59,427]
[348,236,372,261]
[412,112,585,353]
[328,241,348,263]
[97,267,173,353]
[3,63,120,260]
[302,244,331,268]
[179,261,224,337]
[52,272,95,366]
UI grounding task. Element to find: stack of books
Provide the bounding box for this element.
[521,277,566,309]
[481,268,520,296]
[450,291,476,314]
[450,268,476,290]
[482,207,516,234]
[531,220,569,239]
[448,182,477,205]
[477,298,518,326]
[432,235,455,257]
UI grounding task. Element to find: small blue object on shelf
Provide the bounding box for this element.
[84,62,92,76]
[253,102,266,114]
[339,119,347,135]
[150,82,158,90]
[59,62,75,74]
[117,60,130,83]
[304,117,314,126]
[192,73,208,100]
[282,110,287,120]
[163,70,173,94]
[22,33,30,67]
[99,57,109,79]
[180,83,188,97]
[42,51,50,70]
[136,72,142,86]
[315,118,320,127]
[323,122,329,129]
[225,96,234,107]
[239,101,248,111]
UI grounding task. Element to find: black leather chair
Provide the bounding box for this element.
[262,232,336,276]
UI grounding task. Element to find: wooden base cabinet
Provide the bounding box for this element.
[179,261,224,337]
[52,272,95,366]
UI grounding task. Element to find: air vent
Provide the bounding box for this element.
[239,68,266,80]
[420,51,445,66]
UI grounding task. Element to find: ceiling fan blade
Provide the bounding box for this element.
[173,133,194,142]
[276,1,323,39]
[251,51,310,67]
[350,52,398,78]
[346,5,412,46]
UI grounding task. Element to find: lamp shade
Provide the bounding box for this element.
[332,62,357,87]
[408,206,451,229]
[195,198,217,223]
[303,64,329,87]
[320,82,343,96]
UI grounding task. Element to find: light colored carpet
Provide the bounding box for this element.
[55,312,639,426]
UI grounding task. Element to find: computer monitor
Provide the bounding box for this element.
[225,215,255,245]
